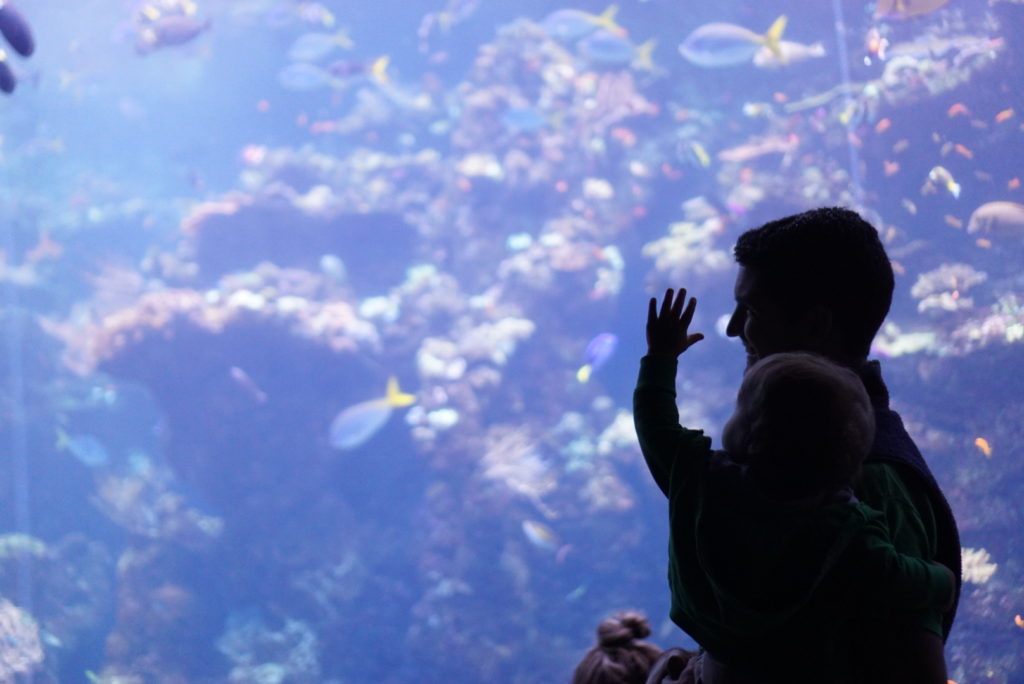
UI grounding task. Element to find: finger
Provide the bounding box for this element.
[647,297,657,327]
[672,288,687,318]
[681,296,697,325]
[660,288,674,318]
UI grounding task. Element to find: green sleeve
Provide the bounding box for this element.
[856,463,944,636]
[632,355,711,497]
[847,506,954,614]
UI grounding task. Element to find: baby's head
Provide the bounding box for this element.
[722,352,875,499]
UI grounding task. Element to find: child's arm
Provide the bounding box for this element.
[633,289,705,496]
[848,508,956,614]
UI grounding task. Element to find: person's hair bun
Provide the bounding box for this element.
[596,611,651,647]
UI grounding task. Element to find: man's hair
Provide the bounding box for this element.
[740,352,875,499]
[572,612,662,684]
[734,207,894,358]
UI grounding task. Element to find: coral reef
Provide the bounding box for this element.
[21,3,1024,681]
[0,598,43,681]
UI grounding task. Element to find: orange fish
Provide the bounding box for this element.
[883,160,900,176]
[611,127,638,147]
[954,144,974,159]
[893,139,910,153]
[1015,614,1024,628]
[974,437,992,458]
[944,215,963,228]
[995,108,1015,123]
[947,103,969,117]
[1009,178,1020,190]
[976,238,992,249]
[875,118,892,134]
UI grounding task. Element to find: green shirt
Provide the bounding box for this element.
[634,355,953,676]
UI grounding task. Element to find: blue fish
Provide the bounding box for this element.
[579,31,656,70]
[678,15,786,68]
[135,15,212,55]
[577,333,618,383]
[329,377,416,450]
[287,29,353,62]
[541,5,624,42]
[56,429,110,468]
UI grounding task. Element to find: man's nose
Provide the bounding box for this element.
[725,309,743,338]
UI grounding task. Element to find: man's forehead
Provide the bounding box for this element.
[733,267,758,299]
[734,268,783,308]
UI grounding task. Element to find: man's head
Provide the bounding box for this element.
[726,207,894,366]
[722,352,876,499]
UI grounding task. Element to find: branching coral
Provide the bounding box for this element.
[0,598,43,680]
[911,263,987,315]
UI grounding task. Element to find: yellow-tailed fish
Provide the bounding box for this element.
[679,15,787,68]
[578,31,655,70]
[974,437,992,458]
[929,166,960,199]
[329,376,415,450]
[541,5,625,41]
[576,333,618,383]
[875,0,951,20]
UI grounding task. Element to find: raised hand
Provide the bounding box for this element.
[646,288,704,358]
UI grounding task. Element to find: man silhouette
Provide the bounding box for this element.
[724,207,961,683]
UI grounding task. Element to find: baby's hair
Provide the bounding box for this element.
[572,611,661,684]
[740,352,875,499]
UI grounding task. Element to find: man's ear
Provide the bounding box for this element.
[799,304,833,345]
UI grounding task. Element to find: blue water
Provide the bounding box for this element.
[1,0,1022,681]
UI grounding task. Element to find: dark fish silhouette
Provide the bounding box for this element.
[0,2,34,94]
[0,3,34,57]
